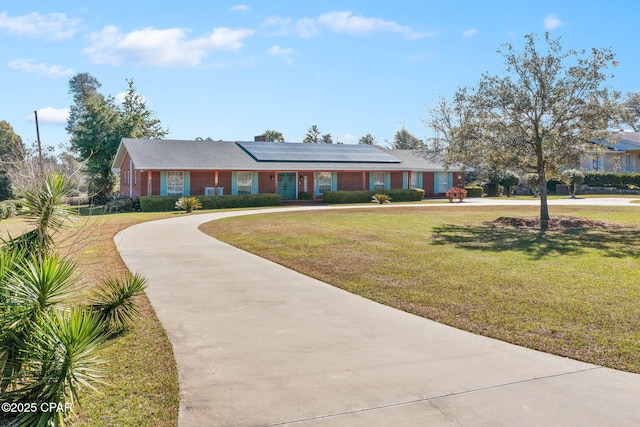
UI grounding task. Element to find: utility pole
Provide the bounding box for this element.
[34,110,44,176]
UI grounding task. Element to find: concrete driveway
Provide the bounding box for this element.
[114,199,640,426]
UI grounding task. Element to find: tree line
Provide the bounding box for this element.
[2,32,640,219]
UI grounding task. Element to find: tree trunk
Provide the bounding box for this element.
[539,168,550,231]
[536,140,550,232]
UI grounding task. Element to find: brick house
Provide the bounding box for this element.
[111,138,467,200]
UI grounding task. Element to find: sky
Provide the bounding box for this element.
[1,1,640,152]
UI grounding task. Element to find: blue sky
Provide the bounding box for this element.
[1,1,639,151]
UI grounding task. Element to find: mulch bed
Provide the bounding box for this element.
[491,216,618,230]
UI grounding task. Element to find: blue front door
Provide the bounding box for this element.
[278,172,298,200]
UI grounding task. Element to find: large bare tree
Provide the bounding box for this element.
[429,33,622,229]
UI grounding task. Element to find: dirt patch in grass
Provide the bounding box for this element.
[492,215,619,229]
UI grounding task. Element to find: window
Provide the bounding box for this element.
[237,172,253,195]
[167,171,184,196]
[624,154,632,172]
[372,172,385,190]
[410,172,419,189]
[317,172,332,195]
[591,155,600,171]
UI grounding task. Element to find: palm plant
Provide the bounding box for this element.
[175,196,202,213]
[1,172,150,426]
[9,308,108,427]
[89,274,148,334]
[19,173,74,259]
[0,253,77,394]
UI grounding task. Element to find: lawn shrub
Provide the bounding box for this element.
[175,196,202,213]
[446,187,468,202]
[105,196,140,213]
[583,172,640,189]
[371,193,392,204]
[0,202,17,220]
[323,188,424,204]
[140,196,180,212]
[140,193,281,212]
[464,186,483,197]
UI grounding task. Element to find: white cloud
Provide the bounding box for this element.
[267,45,294,65]
[263,11,432,39]
[8,58,74,78]
[544,14,563,30]
[295,17,319,38]
[0,11,82,40]
[462,28,478,38]
[230,5,250,12]
[317,11,434,39]
[83,25,255,67]
[267,45,294,56]
[262,15,291,27]
[32,107,69,124]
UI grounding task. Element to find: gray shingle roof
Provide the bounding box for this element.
[112,138,465,172]
[610,131,640,150]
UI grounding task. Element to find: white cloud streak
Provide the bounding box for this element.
[0,11,82,40]
[267,45,294,56]
[230,5,250,12]
[33,107,69,124]
[544,14,563,30]
[267,45,294,65]
[83,26,255,67]
[262,10,433,40]
[8,58,74,78]
[462,28,478,38]
[317,11,434,39]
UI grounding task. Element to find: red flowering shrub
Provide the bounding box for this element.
[445,187,468,202]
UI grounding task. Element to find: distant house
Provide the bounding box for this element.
[579,131,640,173]
[111,139,468,200]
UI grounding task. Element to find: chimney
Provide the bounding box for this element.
[254,134,266,142]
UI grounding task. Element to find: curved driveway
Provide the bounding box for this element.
[115,199,640,426]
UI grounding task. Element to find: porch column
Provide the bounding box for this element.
[147,171,152,196]
[274,172,278,193]
[362,171,366,190]
[214,171,219,193]
[312,172,316,201]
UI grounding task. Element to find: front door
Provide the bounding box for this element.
[436,172,449,194]
[277,172,298,200]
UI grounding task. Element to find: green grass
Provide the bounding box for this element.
[51,211,182,426]
[0,215,33,240]
[201,204,640,373]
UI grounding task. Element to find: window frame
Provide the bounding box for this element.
[236,171,253,195]
[317,172,332,195]
[166,171,184,196]
[372,172,385,190]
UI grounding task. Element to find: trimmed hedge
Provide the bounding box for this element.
[583,172,640,189]
[0,202,17,220]
[140,193,282,212]
[464,186,483,198]
[322,188,425,204]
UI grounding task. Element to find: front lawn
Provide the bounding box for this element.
[54,212,181,426]
[201,205,640,373]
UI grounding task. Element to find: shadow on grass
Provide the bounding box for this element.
[431,223,640,260]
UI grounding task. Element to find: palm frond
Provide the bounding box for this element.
[89,273,148,334]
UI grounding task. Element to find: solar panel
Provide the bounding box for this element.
[236,141,401,163]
